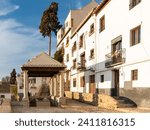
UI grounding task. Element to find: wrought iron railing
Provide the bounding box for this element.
[105,48,126,68]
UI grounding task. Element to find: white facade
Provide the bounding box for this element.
[95,0,150,90]
[57,1,98,92]
[57,0,150,107]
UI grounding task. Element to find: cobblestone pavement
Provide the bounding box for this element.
[11,99,119,113]
[11,99,150,113]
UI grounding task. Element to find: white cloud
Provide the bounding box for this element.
[0,19,57,79]
[0,0,57,79]
[0,0,19,16]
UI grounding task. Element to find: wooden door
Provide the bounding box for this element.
[89,75,96,93]
[114,70,119,97]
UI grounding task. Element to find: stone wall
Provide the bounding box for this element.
[65,91,98,106]
[0,99,11,113]
[73,92,79,100]
[98,87,150,108]
[120,88,150,107]
[65,91,72,98]
[98,94,118,109]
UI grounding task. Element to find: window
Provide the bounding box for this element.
[19,86,23,89]
[73,59,76,69]
[79,34,84,48]
[65,22,68,27]
[80,76,85,87]
[71,18,73,27]
[90,49,94,60]
[100,15,105,32]
[73,78,76,87]
[30,78,36,84]
[131,69,138,80]
[80,53,86,67]
[130,25,141,46]
[129,0,141,10]
[66,37,69,47]
[0,95,5,98]
[90,75,95,83]
[100,75,104,83]
[72,42,76,55]
[89,23,94,35]
[66,54,69,62]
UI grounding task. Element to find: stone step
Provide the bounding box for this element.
[36,99,51,107]
[113,96,137,108]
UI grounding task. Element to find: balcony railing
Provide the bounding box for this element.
[77,61,86,70]
[129,0,141,10]
[105,49,126,68]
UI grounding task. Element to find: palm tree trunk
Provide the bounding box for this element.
[49,31,51,56]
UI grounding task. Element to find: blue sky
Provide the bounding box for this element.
[0,0,101,79]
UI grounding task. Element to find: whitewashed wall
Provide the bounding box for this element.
[96,0,150,89]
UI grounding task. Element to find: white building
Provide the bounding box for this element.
[57,0,150,107]
[94,0,150,107]
[57,1,98,91]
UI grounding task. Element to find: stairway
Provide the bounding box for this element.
[37,84,50,97]
[114,96,137,108]
[30,84,50,107]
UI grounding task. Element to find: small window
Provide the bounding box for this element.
[131,69,138,80]
[130,25,141,46]
[100,75,104,83]
[73,59,76,69]
[73,78,76,87]
[1,95,5,98]
[66,37,69,47]
[90,49,94,60]
[72,41,76,55]
[89,23,94,35]
[80,53,86,67]
[100,15,105,32]
[19,86,23,89]
[65,22,68,27]
[30,78,36,84]
[66,54,69,62]
[71,18,73,27]
[80,76,85,87]
[79,34,84,48]
[129,0,141,10]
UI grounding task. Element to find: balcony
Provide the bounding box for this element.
[105,49,126,68]
[77,61,86,71]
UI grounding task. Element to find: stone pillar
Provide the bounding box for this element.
[54,76,56,96]
[52,77,54,96]
[56,74,60,97]
[23,71,29,99]
[59,72,66,105]
[60,72,64,98]
[49,78,52,96]
[23,70,29,106]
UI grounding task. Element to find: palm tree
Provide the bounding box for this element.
[39,2,62,56]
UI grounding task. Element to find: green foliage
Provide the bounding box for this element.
[10,68,17,84]
[39,2,62,37]
[54,48,64,63]
[39,2,62,56]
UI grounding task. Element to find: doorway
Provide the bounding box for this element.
[112,70,119,97]
[89,75,96,93]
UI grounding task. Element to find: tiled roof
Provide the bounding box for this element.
[22,52,65,68]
